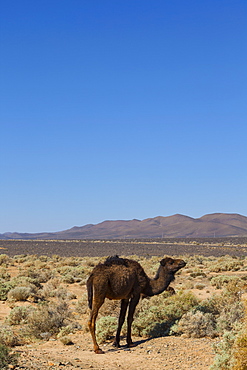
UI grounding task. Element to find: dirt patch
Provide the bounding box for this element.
[14,333,216,370]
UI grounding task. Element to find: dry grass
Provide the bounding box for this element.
[0,252,246,369]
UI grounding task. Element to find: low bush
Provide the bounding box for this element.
[0,254,11,266]
[130,291,199,338]
[0,280,14,301]
[0,325,22,347]
[172,310,216,338]
[194,283,206,290]
[59,335,74,345]
[75,293,88,315]
[56,265,86,283]
[53,287,76,300]
[24,301,71,338]
[210,275,244,289]
[98,299,120,318]
[232,331,247,370]
[57,323,81,344]
[207,256,244,272]
[7,306,34,325]
[96,316,118,344]
[190,270,207,278]
[0,268,10,281]
[158,280,245,342]
[210,297,247,369]
[227,297,247,370]
[57,323,79,338]
[211,331,236,369]
[19,268,54,283]
[0,343,18,369]
[8,286,33,301]
[62,274,75,284]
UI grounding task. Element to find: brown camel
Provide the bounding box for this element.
[87,255,186,354]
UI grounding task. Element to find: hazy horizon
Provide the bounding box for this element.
[2,212,247,235]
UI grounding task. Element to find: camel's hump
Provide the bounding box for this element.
[104,255,128,267]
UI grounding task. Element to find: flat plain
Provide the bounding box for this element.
[1,237,247,258]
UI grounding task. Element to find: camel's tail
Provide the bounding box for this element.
[87,276,93,310]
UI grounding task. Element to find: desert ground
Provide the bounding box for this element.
[0,238,247,369]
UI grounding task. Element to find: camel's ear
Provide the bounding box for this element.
[160,257,170,266]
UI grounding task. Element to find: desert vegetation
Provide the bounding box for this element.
[0,251,247,368]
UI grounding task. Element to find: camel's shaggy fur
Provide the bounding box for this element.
[87,255,186,353]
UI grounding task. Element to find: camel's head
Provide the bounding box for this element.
[160,257,186,273]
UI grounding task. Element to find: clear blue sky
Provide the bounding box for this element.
[1,0,246,233]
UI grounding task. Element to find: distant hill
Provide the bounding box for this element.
[1,213,247,240]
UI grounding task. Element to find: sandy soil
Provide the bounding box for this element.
[14,333,216,370]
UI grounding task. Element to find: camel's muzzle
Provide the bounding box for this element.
[178,260,186,268]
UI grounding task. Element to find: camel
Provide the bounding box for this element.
[87,255,186,353]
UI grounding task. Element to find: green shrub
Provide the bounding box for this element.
[0,325,21,347]
[232,331,247,370]
[41,277,61,299]
[208,256,244,272]
[75,293,88,315]
[210,297,247,369]
[52,287,76,300]
[24,301,71,338]
[210,331,236,369]
[231,298,247,370]
[13,254,28,263]
[57,324,77,338]
[0,344,18,369]
[56,265,86,282]
[57,324,80,345]
[210,275,244,289]
[196,283,244,335]
[96,316,118,344]
[0,268,10,281]
[59,336,74,345]
[216,300,244,334]
[0,280,14,301]
[190,270,207,278]
[0,255,10,266]
[172,310,216,338]
[62,274,75,284]
[10,275,42,289]
[7,306,34,325]
[98,299,120,318]
[131,291,199,338]
[194,283,206,290]
[8,286,33,301]
[19,268,54,283]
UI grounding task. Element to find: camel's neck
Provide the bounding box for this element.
[144,266,174,296]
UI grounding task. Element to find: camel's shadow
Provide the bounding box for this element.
[105,337,155,352]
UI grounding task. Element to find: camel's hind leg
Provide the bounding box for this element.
[88,297,105,354]
[126,294,140,347]
[113,299,129,348]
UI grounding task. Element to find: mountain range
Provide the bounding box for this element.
[1,213,247,239]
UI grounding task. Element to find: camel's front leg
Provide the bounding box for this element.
[88,299,104,354]
[113,299,129,348]
[126,294,140,348]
